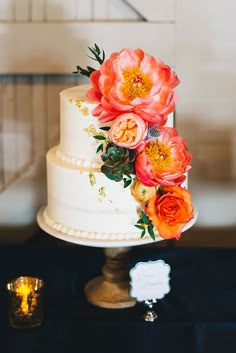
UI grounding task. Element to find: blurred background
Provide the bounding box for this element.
[0,0,235,245]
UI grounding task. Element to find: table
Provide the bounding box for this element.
[0,229,236,353]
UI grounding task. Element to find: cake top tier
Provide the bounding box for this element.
[59,84,106,166]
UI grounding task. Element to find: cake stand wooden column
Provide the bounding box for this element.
[84,247,136,309]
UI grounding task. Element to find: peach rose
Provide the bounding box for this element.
[108,113,147,149]
[131,178,157,203]
[135,127,192,186]
[145,185,194,239]
[87,48,180,125]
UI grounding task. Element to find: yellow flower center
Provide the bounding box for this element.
[145,141,172,169]
[121,68,153,100]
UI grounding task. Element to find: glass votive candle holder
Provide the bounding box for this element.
[6,276,44,329]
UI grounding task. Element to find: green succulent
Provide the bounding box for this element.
[101,142,135,183]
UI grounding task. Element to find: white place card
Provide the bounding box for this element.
[129,260,171,302]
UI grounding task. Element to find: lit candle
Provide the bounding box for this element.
[15,283,37,316]
[7,276,44,329]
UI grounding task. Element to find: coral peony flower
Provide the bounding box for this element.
[131,178,157,203]
[87,48,180,125]
[135,127,192,187]
[108,113,147,149]
[145,185,194,239]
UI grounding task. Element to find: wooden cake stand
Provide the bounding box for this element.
[37,206,198,309]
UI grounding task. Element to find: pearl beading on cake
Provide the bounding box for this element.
[56,149,101,170]
[43,207,148,241]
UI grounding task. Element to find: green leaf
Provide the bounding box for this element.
[134,224,145,230]
[105,173,118,181]
[88,55,99,62]
[86,66,96,73]
[99,126,110,131]
[88,45,105,65]
[75,66,91,77]
[73,44,105,77]
[94,43,100,54]
[96,144,103,153]
[141,210,151,225]
[148,225,155,240]
[141,229,146,238]
[123,178,132,188]
[93,135,107,140]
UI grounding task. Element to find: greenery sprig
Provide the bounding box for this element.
[93,126,110,153]
[73,43,105,77]
[135,210,155,240]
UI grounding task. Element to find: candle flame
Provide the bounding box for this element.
[16,284,37,315]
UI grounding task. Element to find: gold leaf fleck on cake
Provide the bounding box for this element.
[84,124,97,136]
[68,98,73,104]
[115,208,121,213]
[76,99,83,108]
[84,124,106,141]
[99,187,106,197]
[80,107,89,116]
[74,99,89,116]
[89,173,96,186]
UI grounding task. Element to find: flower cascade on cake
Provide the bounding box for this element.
[74,44,194,241]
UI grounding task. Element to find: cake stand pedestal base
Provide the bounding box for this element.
[84,247,136,309]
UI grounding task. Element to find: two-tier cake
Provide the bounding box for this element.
[38,46,195,246]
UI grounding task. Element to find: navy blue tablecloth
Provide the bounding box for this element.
[0,230,236,353]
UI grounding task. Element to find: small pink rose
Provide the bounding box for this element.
[108,113,147,149]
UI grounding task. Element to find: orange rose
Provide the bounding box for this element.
[131,178,157,203]
[108,113,147,149]
[145,185,194,239]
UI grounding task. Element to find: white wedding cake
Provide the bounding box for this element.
[43,85,166,241]
[39,46,194,245]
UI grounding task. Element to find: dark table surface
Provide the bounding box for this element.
[0,228,236,353]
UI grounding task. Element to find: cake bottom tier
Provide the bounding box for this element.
[44,147,159,241]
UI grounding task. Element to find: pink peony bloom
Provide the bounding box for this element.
[86,48,180,125]
[135,127,192,186]
[108,113,147,149]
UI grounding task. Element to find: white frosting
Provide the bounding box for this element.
[46,147,146,236]
[60,85,110,163]
[43,85,185,242]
